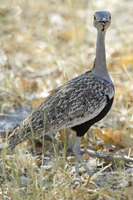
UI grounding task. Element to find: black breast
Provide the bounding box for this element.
[71,96,114,137]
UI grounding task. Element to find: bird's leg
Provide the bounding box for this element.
[73,137,90,177]
[73,137,81,177]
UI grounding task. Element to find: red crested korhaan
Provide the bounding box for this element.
[8,11,114,177]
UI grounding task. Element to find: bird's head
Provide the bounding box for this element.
[93,11,111,32]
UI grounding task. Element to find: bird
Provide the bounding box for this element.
[7,11,114,177]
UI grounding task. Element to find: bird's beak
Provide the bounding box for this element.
[98,18,109,31]
[98,18,108,25]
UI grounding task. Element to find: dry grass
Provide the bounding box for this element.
[0,0,133,199]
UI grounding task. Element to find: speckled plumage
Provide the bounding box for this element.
[8,71,114,149]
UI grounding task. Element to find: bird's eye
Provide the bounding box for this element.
[109,15,111,20]
[94,16,96,20]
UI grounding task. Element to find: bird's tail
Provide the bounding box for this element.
[7,126,26,150]
[7,114,33,151]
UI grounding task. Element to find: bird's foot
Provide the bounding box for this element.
[73,148,91,177]
[77,154,91,175]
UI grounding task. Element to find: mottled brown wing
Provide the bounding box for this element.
[31,72,113,135]
[8,72,114,149]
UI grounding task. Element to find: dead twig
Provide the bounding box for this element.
[81,149,133,163]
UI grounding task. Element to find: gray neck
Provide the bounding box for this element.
[92,30,112,84]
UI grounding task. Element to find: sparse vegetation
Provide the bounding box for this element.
[0,0,133,199]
